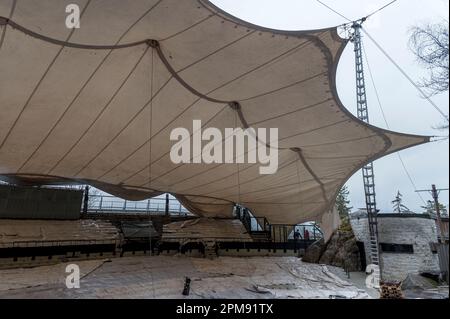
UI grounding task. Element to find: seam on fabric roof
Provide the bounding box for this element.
[138,120,278,187]
[1,18,147,49]
[305,155,368,160]
[197,34,326,99]
[15,1,167,173]
[248,98,332,126]
[160,14,215,42]
[175,153,299,194]
[279,119,350,142]
[0,0,93,153]
[239,72,328,102]
[153,31,326,108]
[132,33,328,186]
[174,30,258,74]
[298,134,379,148]
[178,201,229,207]
[16,46,145,173]
[242,201,327,205]
[46,47,157,176]
[138,104,341,187]
[203,179,319,199]
[152,40,230,104]
[0,0,16,50]
[117,105,229,185]
[94,97,200,179]
[152,40,245,116]
[90,28,299,179]
[291,147,329,205]
[197,0,347,38]
[0,0,164,49]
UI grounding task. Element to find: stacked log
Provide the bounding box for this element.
[380,281,404,299]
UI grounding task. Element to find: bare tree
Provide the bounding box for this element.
[409,22,449,97]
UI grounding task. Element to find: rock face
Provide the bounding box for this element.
[302,239,326,263]
[401,274,437,291]
[303,231,362,271]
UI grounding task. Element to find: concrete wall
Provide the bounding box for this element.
[350,212,440,281]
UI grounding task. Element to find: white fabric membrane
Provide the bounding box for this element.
[0,0,428,226]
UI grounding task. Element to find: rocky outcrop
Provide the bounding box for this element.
[401,274,437,291]
[302,239,326,263]
[302,231,362,271]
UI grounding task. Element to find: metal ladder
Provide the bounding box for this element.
[353,22,381,275]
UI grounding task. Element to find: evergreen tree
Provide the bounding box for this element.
[422,200,449,218]
[336,185,352,219]
[392,191,412,213]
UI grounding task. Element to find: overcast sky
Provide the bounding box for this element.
[211,0,449,213]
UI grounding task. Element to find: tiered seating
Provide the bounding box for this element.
[0,219,119,248]
[162,218,252,243]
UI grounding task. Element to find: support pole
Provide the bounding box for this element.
[165,193,169,216]
[82,185,89,216]
[432,184,444,242]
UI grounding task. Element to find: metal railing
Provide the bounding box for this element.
[236,206,323,243]
[85,194,191,216]
[239,209,270,233]
[0,239,118,248]
[270,224,323,243]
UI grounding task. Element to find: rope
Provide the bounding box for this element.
[366,0,399,19]
[148,47,155,257]
[315,0,351,22]
[362,41,427,205]
[315,0,400,25]
[362,28,449,122]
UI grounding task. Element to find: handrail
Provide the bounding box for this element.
[0,238,118,248]
[85,194,191,215]
[236,206,323,243]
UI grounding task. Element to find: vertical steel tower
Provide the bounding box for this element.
[352,22,381,280]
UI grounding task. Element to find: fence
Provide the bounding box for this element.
[437,243,449,284]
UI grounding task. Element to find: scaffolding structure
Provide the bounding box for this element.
[352,22,381,282]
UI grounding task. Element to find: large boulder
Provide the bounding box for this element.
[401,274,437,291]
[302,239,325,263]
[304,231,362,271]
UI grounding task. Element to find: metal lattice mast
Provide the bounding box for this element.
[352,22,381,276]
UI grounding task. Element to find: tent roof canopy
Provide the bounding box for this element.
[0,0,428,225]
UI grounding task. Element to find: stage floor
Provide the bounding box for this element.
[0,256,372,299]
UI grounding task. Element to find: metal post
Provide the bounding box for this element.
[432,184,444,242]
[82,186,89,215]
[165,193,169,216]
[237,206,242,220]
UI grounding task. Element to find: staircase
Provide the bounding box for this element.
[203,241,217,259]
[249,231,271,242]
[236,207,272,242]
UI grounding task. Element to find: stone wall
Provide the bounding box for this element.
[350,212,440,281]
